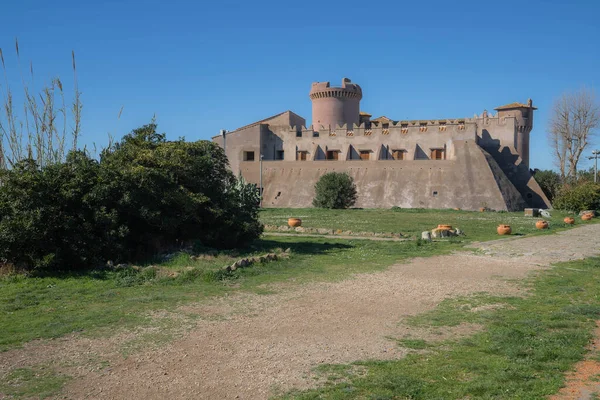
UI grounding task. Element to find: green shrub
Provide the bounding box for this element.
[312,172,357,209]
[96,123,263,259]
[553,182,600,212]
[0,152,109,271]
[533,169,562,202]
[0,123,263,272]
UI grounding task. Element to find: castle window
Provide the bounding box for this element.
[297,151,308,161]
[313,131,319,138]
[360,150,371,160]
[382,123,389,129]
[326,150,340,160]
[392,149,406,160]
[522,110,529,119]
[276,150,285,160]
[296,131,302,138]
[243,151,255,161]
[401,123,408,128]
[430,148,445,160]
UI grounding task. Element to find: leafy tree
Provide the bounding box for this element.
[577,167,599,183]
[96,123,263,259]
[0,123,263,272]
[532,169,562,202]
[312,172,357,209]
[0,152,108,271]
[553,182,600,212]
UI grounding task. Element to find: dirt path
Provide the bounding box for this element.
[550,321,600,400]
[4,224,600,399]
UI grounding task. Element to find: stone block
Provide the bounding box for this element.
[524,208,540,217]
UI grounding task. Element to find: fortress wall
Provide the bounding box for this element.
[240,140,525,211]
[474,116,551,208]
[476,116,517,152]
[262,112,306,128]
[263,122,478,161]
[214,125,262,177]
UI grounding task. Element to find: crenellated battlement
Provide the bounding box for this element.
[274,114,514,138]
[309,77,362,100]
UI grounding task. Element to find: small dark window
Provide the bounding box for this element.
[433,191,438,197]
[244,151,255,161]
[382,123,389,129]
[326,150,339,160]
[392,149,405,160]
[296,131,302,138]
[297,151,308,161]
[276,150,284,160]
[313,131,319,137]
[431,149,445,160]
[360,150,370,160]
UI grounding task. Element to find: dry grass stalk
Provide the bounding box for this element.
[0,39,82,169]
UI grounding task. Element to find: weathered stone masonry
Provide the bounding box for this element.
[213,78,550,211]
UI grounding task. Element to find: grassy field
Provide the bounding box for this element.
[282,257,600,399]
[1,208,597,398]
[260,208,588,242]
[0,236,461,353]
[2,208,596,353]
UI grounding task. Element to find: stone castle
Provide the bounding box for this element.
[213,78,551,211]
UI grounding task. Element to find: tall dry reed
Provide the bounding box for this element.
[0,38,82,169]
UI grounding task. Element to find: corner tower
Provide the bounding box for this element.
[309,78,362,130]
[494,99,537,167]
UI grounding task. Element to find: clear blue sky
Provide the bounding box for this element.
[1,0,598,171]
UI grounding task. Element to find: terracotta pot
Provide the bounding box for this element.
[287,217,302,227]
[437,224,453,230]
[564,217,575,225]
[536,220,549,230]
[581,213,594,221]
[497,224,512,235]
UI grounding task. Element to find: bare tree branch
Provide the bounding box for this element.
[548,87,599,181]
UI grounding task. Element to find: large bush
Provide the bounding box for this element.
[553,182,600,212]
[312,172,357,209]
[0,123,263,272]
[0,152,108,270]
[533,169,562,202]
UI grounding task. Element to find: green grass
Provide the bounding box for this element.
[0,236,458,352]
[1,208,597,398]
[395,338,432,350]
[0,364,69,399]
[281,257,600,399]
[260,208,594,242]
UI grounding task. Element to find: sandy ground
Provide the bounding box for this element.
[2,224,600,399]
[550,321,600,400]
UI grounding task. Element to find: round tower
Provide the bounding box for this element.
[309,78,362,130]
